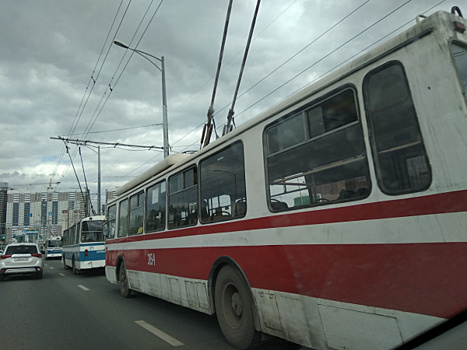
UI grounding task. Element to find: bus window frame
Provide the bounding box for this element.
[168,165,198,229]
[363,60,432,195]
[145,180,167,233]
[199,140,247,224]
[118,198,129,238]
[263,85,371,212]
[129,191,145,235]
[106,204,117,239]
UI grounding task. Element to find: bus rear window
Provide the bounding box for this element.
[81,221,105,242]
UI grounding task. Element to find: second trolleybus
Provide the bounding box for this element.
[62,215,106,274]
[104,9,467,350]
[44,236,62,259]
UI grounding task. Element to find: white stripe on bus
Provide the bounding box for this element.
[106,211,465,251]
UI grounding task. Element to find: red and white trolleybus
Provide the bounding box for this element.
[105,8,467,349]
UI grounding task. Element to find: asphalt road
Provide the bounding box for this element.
[0,259,300,350]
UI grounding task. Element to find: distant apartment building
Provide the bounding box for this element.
[5,188,88,242]
[0,182,8,239]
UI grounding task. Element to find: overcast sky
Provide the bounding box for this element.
[0,0,458,205]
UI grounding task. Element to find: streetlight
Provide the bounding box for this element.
[114,40,169,158]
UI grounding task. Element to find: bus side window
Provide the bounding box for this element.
[264,87,370,211]
[129,191,144,235]
[146,181,166,233]
[118,199,129,237]
[168,167,198,229]
[363,61,431,194]
[106,205,116,239]
[200,141,247,223]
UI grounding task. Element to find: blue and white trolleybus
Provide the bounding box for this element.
[62,215,106,274]
[45,236,62,259]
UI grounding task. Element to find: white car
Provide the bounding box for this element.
[0,243,45,281]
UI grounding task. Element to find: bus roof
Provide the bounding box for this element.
[115,153,190,196]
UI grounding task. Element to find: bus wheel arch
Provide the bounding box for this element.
[116,256,132,298]
[210,257,260,349]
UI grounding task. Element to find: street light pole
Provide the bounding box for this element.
[97,145,101,214]
[114,40,169,158]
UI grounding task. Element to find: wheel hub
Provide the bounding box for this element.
[231,292,243,316]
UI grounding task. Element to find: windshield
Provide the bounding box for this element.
[47,240,62,248]
[81,220,105,243]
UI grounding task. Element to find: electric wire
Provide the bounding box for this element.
[80,0,164,141]
[172,0,370,151]
[290,0,447,98]
[175,0,443,153]
[58,0,164,192]
[218,0,370,119]
[173,0,298,127]
[55,0,133,186]
[67,124,162,136]
[229,0,417,122]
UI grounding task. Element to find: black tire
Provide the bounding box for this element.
[118,260,132,298]
[36,272,43,279]
[215,265,259,349]
[72,257,80,275]
[0,275,4,282]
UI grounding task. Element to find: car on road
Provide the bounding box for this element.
[0,243,45,281]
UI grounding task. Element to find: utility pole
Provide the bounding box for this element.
[97,145,101,214]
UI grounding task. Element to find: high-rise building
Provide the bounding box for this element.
[0,182,8,242]
[5,188,87,243]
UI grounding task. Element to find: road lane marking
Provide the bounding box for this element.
[78,284,90,291]
[49,267,55,270]
[59,273,66,277]
[135,320,184,347]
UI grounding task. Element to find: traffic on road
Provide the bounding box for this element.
[0,259,299,350]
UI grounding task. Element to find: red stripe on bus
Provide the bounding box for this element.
[107,242,467,319]
[109,189,467,243]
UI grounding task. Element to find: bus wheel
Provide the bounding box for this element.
[63,257,69,270]
[215,265,259,349]
[72,258,80,275]
[118,260,132,298]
